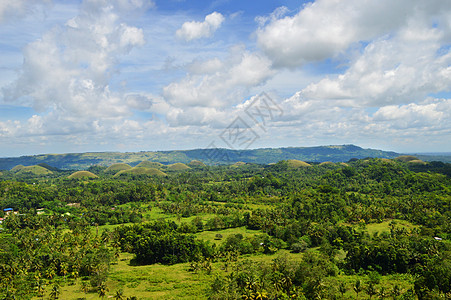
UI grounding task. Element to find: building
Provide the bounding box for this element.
[3,208,13,215]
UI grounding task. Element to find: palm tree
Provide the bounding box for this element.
[114,289,125,300]
[49,283,60,300]
[36,278,46,299]
[81,281,89,294]
[354,279,362,300]
[98,282,108,299]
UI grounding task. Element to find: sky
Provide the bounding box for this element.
[0,0,450,157]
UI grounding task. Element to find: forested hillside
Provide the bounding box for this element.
[0,145,407,170]
[0,157,450,299]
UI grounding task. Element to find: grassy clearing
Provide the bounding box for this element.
[196,226,264,245]
[33,246,416,300]
[363,219,418,236]
[37,252,211,300]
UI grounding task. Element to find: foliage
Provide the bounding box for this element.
[0,156,449,299]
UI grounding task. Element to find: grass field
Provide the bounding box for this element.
[362,219,418,236]
[80,216,419,300]
[35,247,415,300]
[36,252,211,300]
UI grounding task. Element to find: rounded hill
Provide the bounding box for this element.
[380,158,395,164]
[11,165,25,172]
[68,171,98,179]
[394,155,419,162]
[167,163,190,171]
[114,167,167,177]
[286,159,311,168]
[230,162,247,168]
[188,160,206,167]
[11,165,53,176]
[407,159,427,165]
[105,163,132,173]
[319,161,335,166]
[136,161,165,169]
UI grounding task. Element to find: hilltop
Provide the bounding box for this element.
[0,144,447,170]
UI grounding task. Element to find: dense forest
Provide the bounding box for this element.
[0,156,450,299]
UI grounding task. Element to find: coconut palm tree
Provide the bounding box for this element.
[97,282,108,299]
[36,279,46,299]
[114,289,125,300]
[354,279,362,300]
[49,283,60,300]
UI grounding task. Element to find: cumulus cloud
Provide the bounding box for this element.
[1,0,450,155]
[260,94,451,151]
[176,12,224,41]
[0,0,52,23]
[257,0,451,68]
[2,0,146,134]
[163,47,274,109]
[372,99,450,129]
[301,25,451,106]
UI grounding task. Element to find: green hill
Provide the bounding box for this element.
[395,155,419,162]
[188,160,206,167]
[319,161,335,166]
[408,159,427,165]
[167,163,190,171]
[136,161,165,169]
[1,145,448,170]
[68,171,98,179]
[286,159,311,168]
[37,163,60,171]
[13,165,53,175]
[105,163,132,173]
[114,167,167,177]
[11,165,25,172]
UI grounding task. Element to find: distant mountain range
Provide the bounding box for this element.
[0,145,449,170]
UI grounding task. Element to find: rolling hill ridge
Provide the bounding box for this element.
[0,144,447,170]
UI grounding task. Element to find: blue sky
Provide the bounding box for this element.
[0,0,450,157]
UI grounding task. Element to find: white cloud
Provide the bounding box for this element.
[186,58,223,74]
[259,95,451,152]
[163,47,274,108]
[301,26,451,106]
[2,0,146,129]
[176,12,225,41]
[372,99,450,129]
[255,6,288,27]
[1,0,450,155]
[0,0,52,23]
[256,0,451,68]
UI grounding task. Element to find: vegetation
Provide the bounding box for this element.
[114,167,167,177]
[0,156,450,299]
[105,163,132,173]
[0,145,427,170]
[286,159,311,168]
[167,163,190,171]
[135,161,164,169]
[68,171,99,179]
